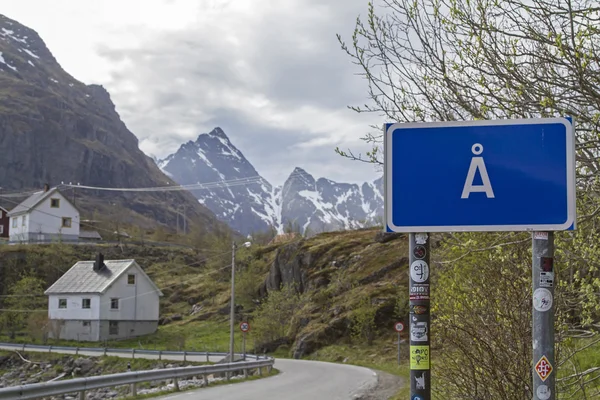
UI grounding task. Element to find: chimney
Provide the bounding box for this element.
[43,183,49,192]
[93,253,105,271]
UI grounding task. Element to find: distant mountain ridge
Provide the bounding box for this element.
[157,128,383,235]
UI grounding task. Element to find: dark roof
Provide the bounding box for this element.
[7,187,78,217]
[79,230,102,240]
[44,259,163,296]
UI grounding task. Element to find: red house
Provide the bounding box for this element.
[0,206,8,238]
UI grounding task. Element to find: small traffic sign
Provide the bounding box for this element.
[394,322,405,332]
[240,322,250,333]
[384,118,576,232]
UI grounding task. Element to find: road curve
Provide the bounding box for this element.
[0,345,378,400]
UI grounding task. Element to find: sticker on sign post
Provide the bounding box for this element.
[410,284,430,300]
[534,232,549,240]
[535,355,553,382]
[536,385,551,400]
[410,322,428,342]
[533,288,553,312]
[410,260,429,283]
[410,346,430,370]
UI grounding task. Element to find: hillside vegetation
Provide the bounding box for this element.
[1,227,599,399]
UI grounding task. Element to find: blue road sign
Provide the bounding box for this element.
[384,118,576,232]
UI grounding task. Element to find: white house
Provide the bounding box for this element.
[44,254,164,342]
[7,184,80,243]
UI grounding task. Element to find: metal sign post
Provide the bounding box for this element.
[394,321,405,365]
[409,233,431,400]
[240,322,250,361]
[383,117,576,399]
[532,232,555,400]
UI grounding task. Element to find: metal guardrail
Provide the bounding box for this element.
[0,342,275,399]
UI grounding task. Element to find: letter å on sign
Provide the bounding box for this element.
[383,118,576,232]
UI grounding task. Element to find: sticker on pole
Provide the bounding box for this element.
[534,232,549,240]
[410,260,429,283]
[536,385,551,400]
[410,322,428,342]
[413,245,426,259]
[240,322,250,332]
[535,355,553,382]
[533,288,553,312]
[410,345,430,370]
[415,233,428,244]
[394,322,404,332]
[410,284,430,300]
[414,371,426,390]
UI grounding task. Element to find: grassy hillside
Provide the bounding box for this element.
[0,229,408,351]
[1,228,599,399]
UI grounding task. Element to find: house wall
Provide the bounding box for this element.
[47,263,161,342]
[9,191,80,243]
[48,320,158,342]
[0,209,8,238]
[100,263,160,322]
[48,294,101,320]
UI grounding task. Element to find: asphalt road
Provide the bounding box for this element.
[0,345,378,400]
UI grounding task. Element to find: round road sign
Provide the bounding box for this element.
[394,322,404,332]
[240,322,250,332]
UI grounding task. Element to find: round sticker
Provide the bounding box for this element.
[410,260,429,283]
[533,288,553,312]
[536,385,551,400]
[413,245,426,259]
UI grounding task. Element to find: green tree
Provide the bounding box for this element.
[252,284,307,347]
[350,295,377,346]
[1,273,47,338]
[337,0,600,397]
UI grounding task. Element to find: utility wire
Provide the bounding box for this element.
[0,193,211,250]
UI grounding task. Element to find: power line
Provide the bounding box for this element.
[0,194,210,250]
[58,171,304,193]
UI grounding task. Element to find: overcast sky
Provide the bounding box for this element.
[2,0,384,185]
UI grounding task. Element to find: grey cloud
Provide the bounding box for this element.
[97,0,379,184]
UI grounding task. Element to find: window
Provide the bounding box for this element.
[50,198,60,208]
[21,215,26,226]
[82,321,90,327]
[58,299,67,309]
[0,225,3,234]
[12,218,16,228]
[110,298,119,310]
[62,217,72,228]
[82,298,91,309]
[127,274,136,285]
[109,321,119,335]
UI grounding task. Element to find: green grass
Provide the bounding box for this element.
[1,320,259,355]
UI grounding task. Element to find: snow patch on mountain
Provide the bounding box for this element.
[157,127,383,235]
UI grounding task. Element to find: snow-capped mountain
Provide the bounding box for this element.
[157,127,383,235]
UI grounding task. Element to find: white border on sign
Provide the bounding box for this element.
[384,118,576,232]
[395,322,404,332]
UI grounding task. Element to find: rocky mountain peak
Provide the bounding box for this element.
[283,167,316,193]
[207,127,228,139]
[158,129,384,236]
